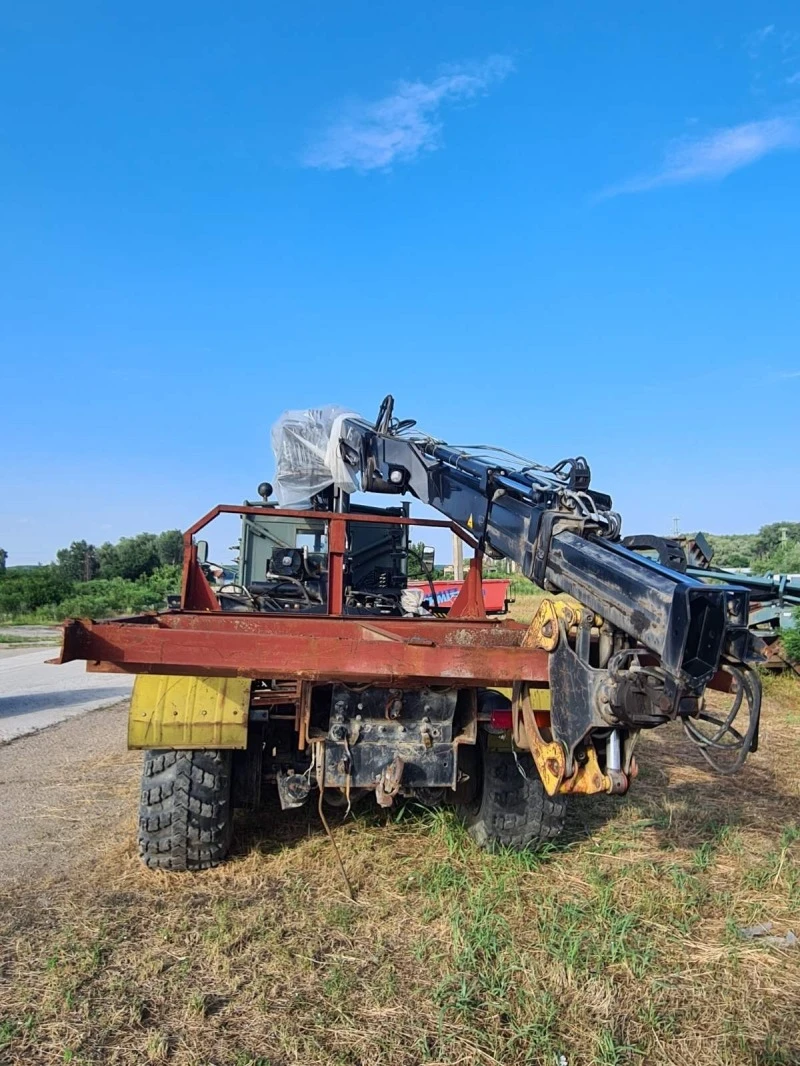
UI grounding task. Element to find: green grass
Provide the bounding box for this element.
[1,688,799,1065]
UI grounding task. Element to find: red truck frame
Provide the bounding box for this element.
[58,505,550,691]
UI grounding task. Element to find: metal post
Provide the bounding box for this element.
[327,516,346,616]
[452,531,464,582]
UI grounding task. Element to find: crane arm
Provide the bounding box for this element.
[328,396,761,776]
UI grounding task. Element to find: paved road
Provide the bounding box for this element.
[0,647,134,743]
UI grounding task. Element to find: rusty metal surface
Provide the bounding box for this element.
[448,551,488,620]
[61,613,548,687]
[322,684,463,796]
[327,517,347,616]
[375,755,405,807]
[523,597,603,653]
[180,544,220,612]
[175,502,486,622]
[297,681,313,749]
[511,679,624,797]
[59,503,546,695]
[512,680,566,794]
[557,744,613,795]
[183,503,479,542]
[250,680,302,706]
[525,598,564,653]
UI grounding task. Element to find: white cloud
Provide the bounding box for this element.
[303,55,514,172]
[746,24,775,57]
[787,71,800,85]
[601,117,800,197]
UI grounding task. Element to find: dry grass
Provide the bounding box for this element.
[1,679,799,1066]
[506,591,545,624]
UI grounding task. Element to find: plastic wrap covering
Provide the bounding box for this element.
[271,406,365,505]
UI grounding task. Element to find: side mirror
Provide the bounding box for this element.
[423,546,436,570]
[195,539,209,564]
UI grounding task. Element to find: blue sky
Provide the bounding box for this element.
[2,1,799,565]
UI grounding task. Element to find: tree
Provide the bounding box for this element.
[753,522,800,559]
[56,540,98,582]
[95,541,122,579]
[704,533,758,568]
[55,529,181,583]
[407,540,432,580]
[156,529,184,567]
[719,551,751,568]
[751,541,800,576]
[0,566,73,616]
[114,533,160,580]
[0,548,6,573]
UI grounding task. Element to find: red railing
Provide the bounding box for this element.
[181,504,486,619]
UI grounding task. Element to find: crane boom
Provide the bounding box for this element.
[327,396,762,775]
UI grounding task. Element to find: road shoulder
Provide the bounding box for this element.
[0,701,139,886]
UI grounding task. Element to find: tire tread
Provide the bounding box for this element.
[138,749,233,871]
[463,743,567,851]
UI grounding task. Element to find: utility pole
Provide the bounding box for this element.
[452,531,464,581]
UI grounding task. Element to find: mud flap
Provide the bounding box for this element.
[128,675,250,749]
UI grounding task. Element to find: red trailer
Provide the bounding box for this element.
[408,577,511,614]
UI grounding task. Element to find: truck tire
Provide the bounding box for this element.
[138,750,234,871]
[461,739,567,851]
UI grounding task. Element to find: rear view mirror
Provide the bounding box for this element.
[195,539,209,564]
[423,546,435,570]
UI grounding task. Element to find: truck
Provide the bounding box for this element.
[57,398,763,871]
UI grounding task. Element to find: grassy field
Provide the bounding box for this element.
[507,588,546,623]
[1,670,798,1065]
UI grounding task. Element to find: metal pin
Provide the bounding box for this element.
[606,729,621,773]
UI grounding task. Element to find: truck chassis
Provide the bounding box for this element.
[57,502,745,871]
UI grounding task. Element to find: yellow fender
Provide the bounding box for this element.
[128,674,250,749]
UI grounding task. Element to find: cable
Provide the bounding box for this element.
[406,546,441,612]
[315,742,354,900]
[682,664,761,775]
[343,735,353,819]
[217,583,256,604]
